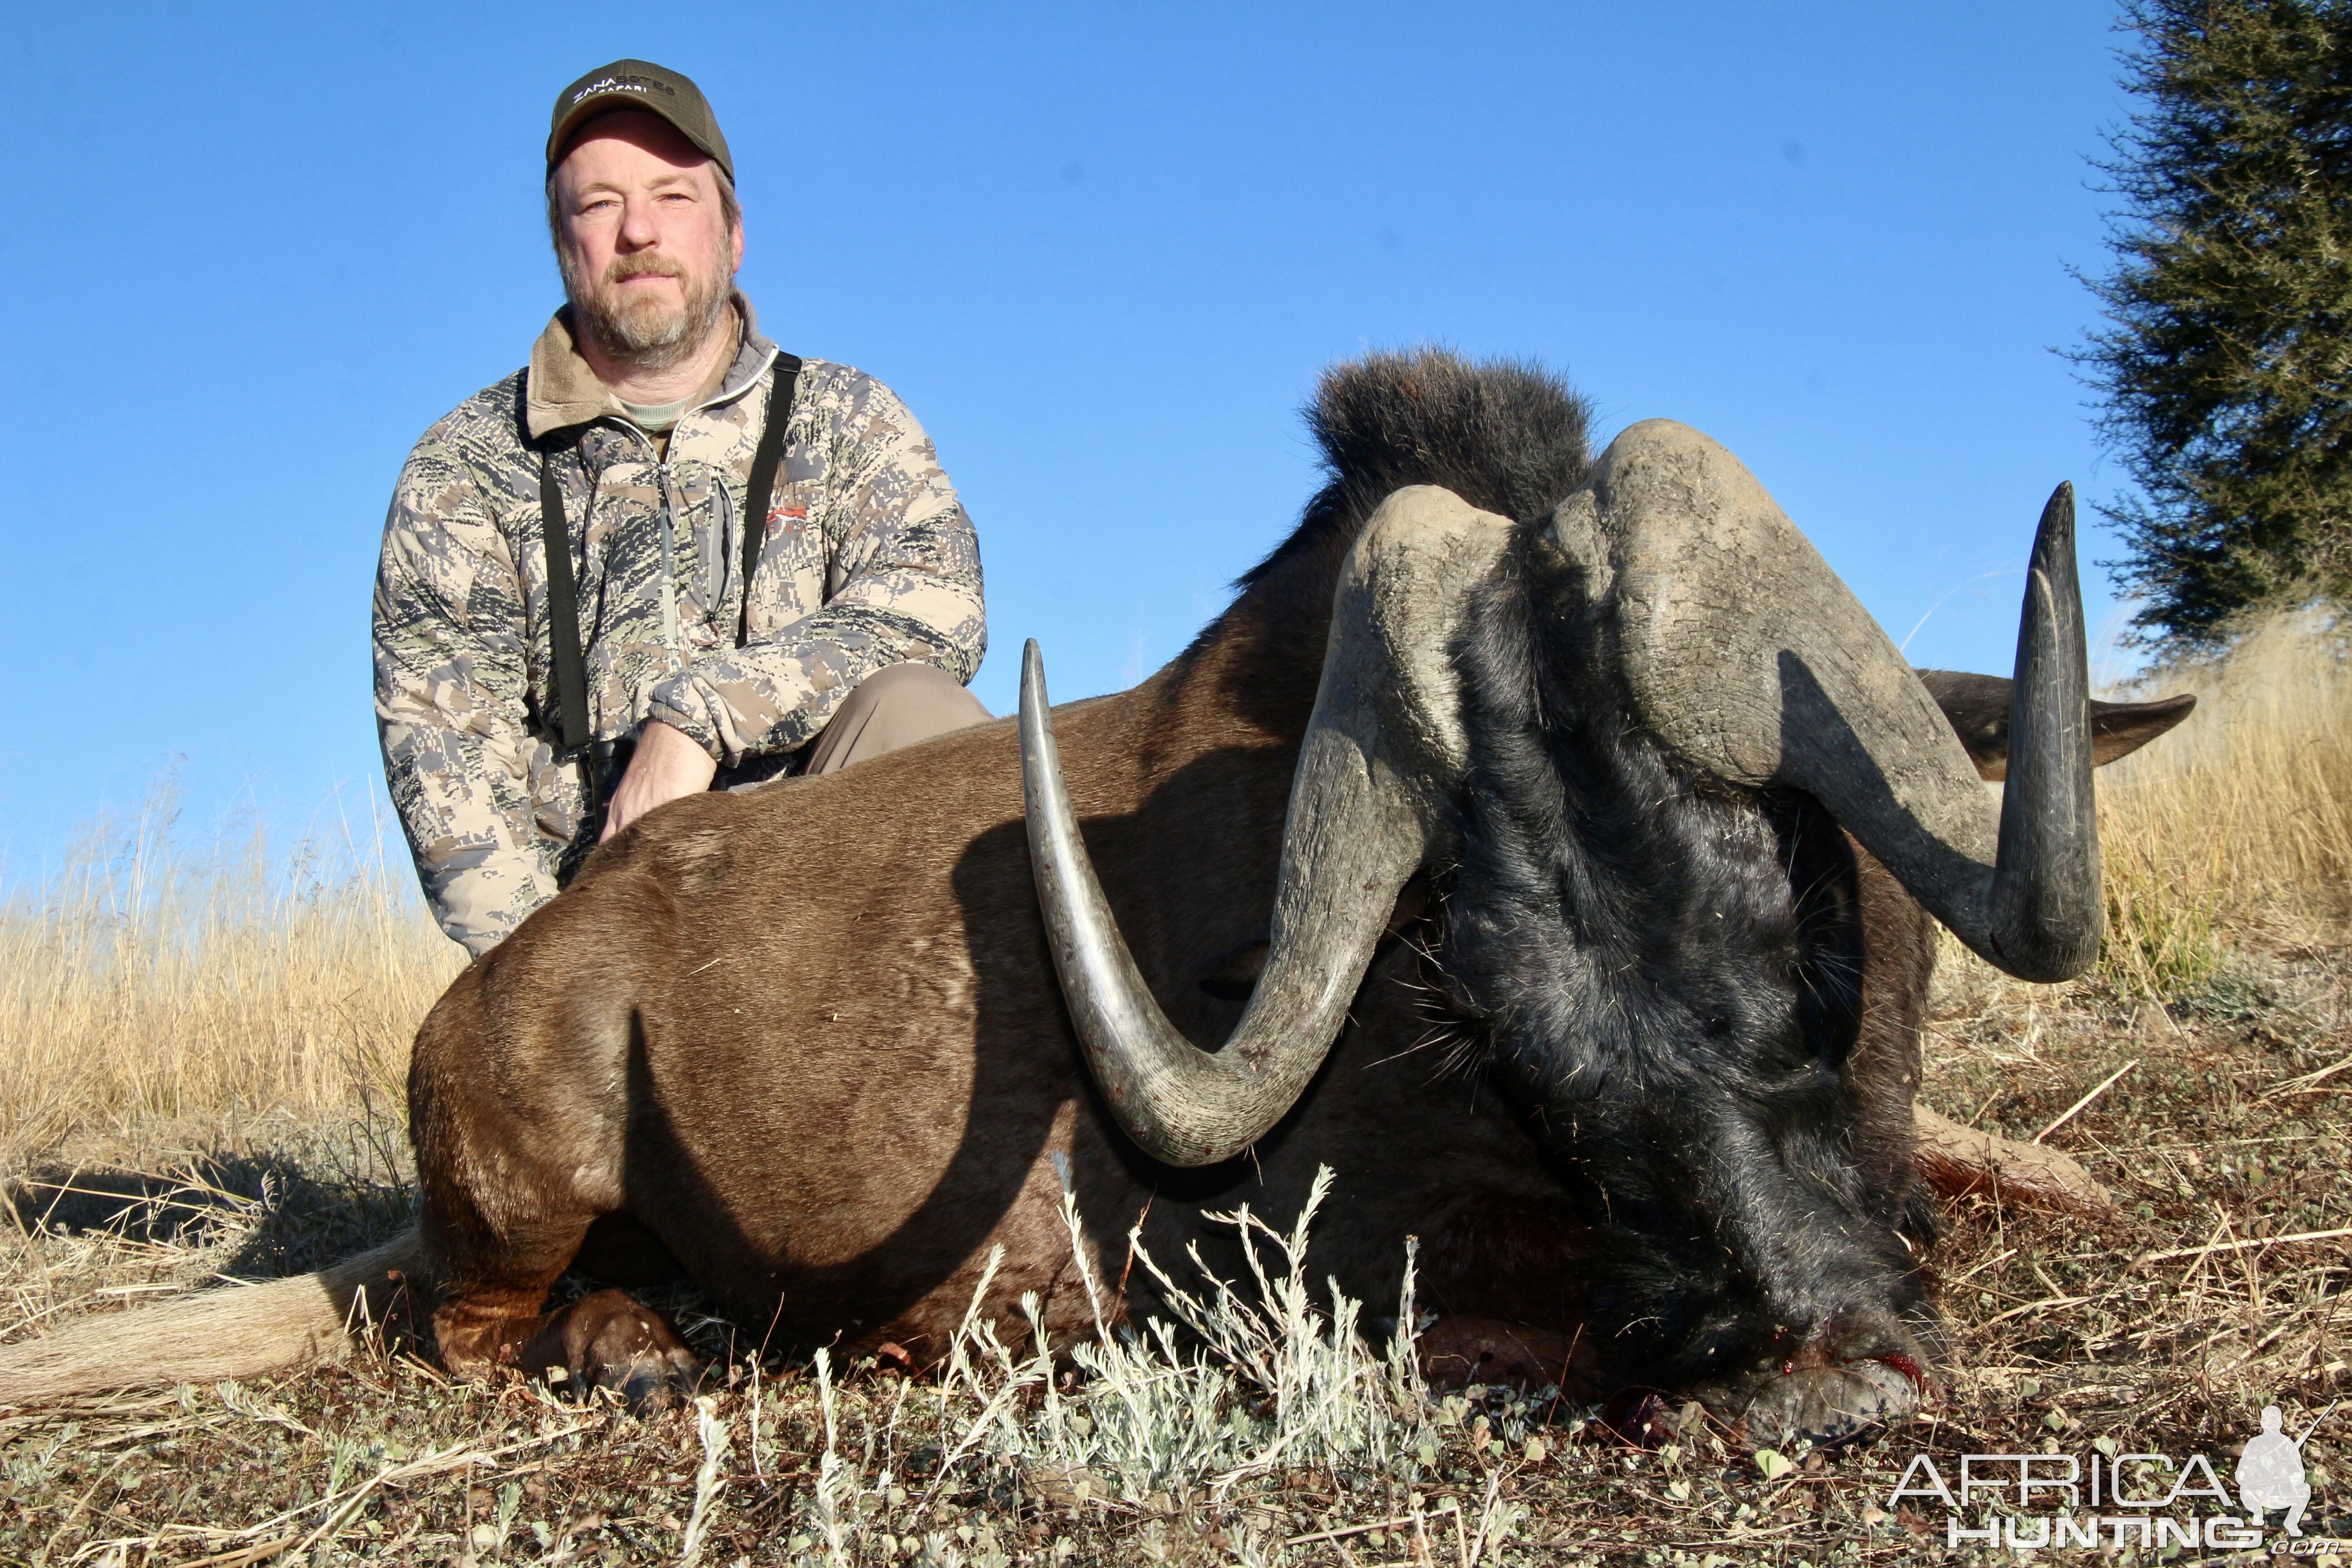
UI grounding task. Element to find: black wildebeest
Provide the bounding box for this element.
[0,351,2189,1445]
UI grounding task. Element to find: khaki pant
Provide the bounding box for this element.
[803,662,992,773]
[711,663,990,792]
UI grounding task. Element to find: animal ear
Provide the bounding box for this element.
[1915,669,2197,781]
[1911,671,2012,780]
[2087,691,2198,768]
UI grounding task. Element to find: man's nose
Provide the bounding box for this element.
[617,194,662,250]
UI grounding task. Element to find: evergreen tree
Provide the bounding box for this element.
[2081,0,2352,652]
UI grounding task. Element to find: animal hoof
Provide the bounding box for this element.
[1740,1359,1916,1449]
[541,1289,701,1414]
[603,1355,698,1413]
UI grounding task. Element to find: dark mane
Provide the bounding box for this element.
[1236,348,1597,592]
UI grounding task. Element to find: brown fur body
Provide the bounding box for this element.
[409,519,1597,1379]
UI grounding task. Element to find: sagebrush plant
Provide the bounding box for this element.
[726,1171,1447,1563]
[1023,1168,1435,1496]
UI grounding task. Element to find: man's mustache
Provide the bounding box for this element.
[605,255,688,286]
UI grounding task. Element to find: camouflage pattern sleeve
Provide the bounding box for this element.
[645,371,987,762]
[373,432,563,956]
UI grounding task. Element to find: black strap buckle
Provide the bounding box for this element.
[587,737,636,814]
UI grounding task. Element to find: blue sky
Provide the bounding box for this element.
[0,1,2148,878]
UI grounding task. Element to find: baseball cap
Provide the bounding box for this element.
[547,60,734,182]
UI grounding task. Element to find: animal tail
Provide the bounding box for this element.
[0,1224,425,1404]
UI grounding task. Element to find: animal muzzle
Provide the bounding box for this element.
[1694,1304,1941,1450]
[1020,421,2100,1167]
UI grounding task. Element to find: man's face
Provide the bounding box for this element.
[550,111,743,370]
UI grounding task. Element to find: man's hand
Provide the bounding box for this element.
[600,720,718,842]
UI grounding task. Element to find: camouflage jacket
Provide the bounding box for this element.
[374,298,986,955]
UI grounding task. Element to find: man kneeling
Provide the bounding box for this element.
[374,59,988,956]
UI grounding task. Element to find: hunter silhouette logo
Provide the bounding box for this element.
[2240,1401,2332,1536]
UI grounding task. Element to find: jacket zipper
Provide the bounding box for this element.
[594,348,784,682]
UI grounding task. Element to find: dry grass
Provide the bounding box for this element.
[0,788,460,1169]
[2,622,2350,1564]
[2095,612,2352,997]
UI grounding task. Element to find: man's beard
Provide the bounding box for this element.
[561,234,734,373]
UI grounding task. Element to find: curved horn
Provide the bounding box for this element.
[1020,487,1511,1166]
[1555,420,2100,982]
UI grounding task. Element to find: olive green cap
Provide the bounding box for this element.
[547,59,734,182]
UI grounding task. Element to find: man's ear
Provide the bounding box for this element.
[1916,668,2198,781]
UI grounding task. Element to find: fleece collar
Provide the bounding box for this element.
[524,291,779,441]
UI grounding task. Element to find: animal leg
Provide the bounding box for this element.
[1912,1103,2117,1217]
[422,1183,701,1409]
[421,1155,702,1404]
[408,915,698,1409]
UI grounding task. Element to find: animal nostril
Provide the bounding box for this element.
[1876,1353,1931,1395]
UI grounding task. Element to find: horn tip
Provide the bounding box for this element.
[2040,481,2074,524]
[2031,483,2079,574]
[1021,639,1049,716]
